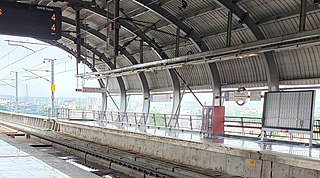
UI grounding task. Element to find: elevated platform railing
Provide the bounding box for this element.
[57,108,203,131]
[224,116,262,136]
[56,108,320,142]
[224,116,320,143]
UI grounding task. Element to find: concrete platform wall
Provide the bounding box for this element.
[1,111,320,178]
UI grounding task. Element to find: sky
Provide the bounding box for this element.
[0,34,101,98]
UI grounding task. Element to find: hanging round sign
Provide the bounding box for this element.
[235,87,248,106]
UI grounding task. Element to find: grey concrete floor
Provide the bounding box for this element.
[0,134,101,178]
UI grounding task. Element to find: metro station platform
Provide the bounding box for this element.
[51,119,320,178]
[1,111,320,178]
[65,120,320,160]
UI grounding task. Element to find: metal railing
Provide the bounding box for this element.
[57,108,203,131]
[224,116,262,136]
[224,116,320,142]
[56,108,320,142]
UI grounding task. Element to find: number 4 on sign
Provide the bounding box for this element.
[51,14,56,21]
[51,24,56,31]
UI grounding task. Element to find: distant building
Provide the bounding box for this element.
[0,99,10,104]
[68,101,78,109]
[87,97,101,110]
[26,105,39,115]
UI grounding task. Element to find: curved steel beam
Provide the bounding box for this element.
[86,6,181,116]
[133,0,221,106]
[62,33,127,112]
[63,17,149,114]
[43,39,108,113]
[216,0,279,91]
[44,40,105,86]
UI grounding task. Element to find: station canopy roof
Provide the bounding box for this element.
[14,0,320,93]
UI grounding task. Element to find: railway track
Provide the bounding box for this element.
[0,121,240,178]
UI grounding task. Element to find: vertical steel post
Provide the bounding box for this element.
[140,40,143,63]
[114,0,120,69]
[189,115,193,130]
[241,117,244,135]
[10,71,19,112]
[75,8,81,74]
[15,72,18,112]
[164,114,167,127]
[44,58,55,117]
[92,53,95,68]
[299,0,307,32]
[175,28,180,57]
[226,11,233,47]
[51,59,55,117]
[134,112,137,124]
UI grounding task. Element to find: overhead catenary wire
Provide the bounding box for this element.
[8,55,73,76]
[0,55,74,87]
[0,47,47,71]
[3,68,77,85]
[0,47,18,61]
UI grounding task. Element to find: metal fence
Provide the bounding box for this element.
[224,116,262,136]
[57,108,203,130]
[56,108,320,142]
[224,116,320,141]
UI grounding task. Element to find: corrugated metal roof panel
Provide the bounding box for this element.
[217,54,267,85]
[203,34,227,50]
[175,64,212,87]
[203,28,254,50]
[260,17,299,38]
[280,78,320,85]
[239,0,301,20]
[305,11,320,30]
[105,77,120,92]
[185,8,229,36]
[120,0,144,15]
[147,25,180,47]
[162,0,218,19]
[275,46,320,82]
[124,74,142,91]
[132,10,165,25]
[133,50,161,63]
[146,70,172,90]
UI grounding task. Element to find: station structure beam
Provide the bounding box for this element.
[61,32,127,113]
[299,0,308,32]
[80,28,320,78]
[133,0,222,110]
[86,6,181,118]
[226,11,233,47]
[113,0,120,68]
[216,0,279,91]
[44,40,108,113]
[62,17,150,115]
